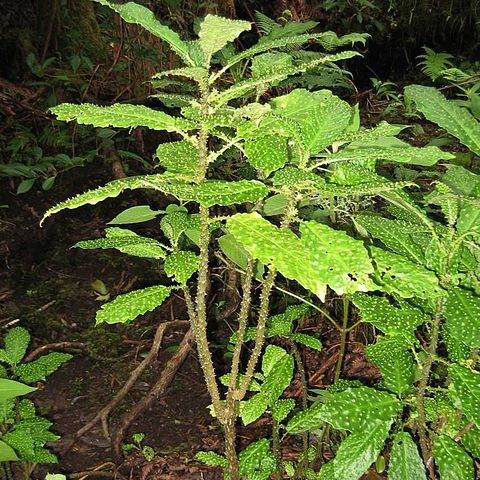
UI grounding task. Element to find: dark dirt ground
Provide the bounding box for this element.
[0,163,382,479]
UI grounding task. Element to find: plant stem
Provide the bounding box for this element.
[272,419,282,480]
[224,258,254,480]
[334,297,349,381]
[416,296,445,476]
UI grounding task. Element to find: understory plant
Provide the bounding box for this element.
[0,327,71,476]
[41,1,478,479]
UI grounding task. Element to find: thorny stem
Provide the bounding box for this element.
[334,297,350,381]
[224,258,255,480]
[416,296,445,477]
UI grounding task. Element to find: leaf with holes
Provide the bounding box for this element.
[445,287,480,348]
[433,435,474,480]
[164,251,199,284]
[332,420,391,480]
[287,386,401,434]
[50,103,193,134]
[96,285,172,325]
[198,15,251,62]
[75,227,166,259]
[388,432,427,480]
[155,140,199,176]
[449,364,480,427]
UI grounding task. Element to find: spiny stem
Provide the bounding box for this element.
[416,296,445,476]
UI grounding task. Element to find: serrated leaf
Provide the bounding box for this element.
[405,85,480,156]
[332,420,391,480]
[370,246,441,298]
[92,0,193,65]
[271,398,295,422]
[0,379,36,402]
[388,432,427,480]
[164,251,199,284]
[160,210,191,247]
[240,393,269,425]
[433,435,474,480]
[267,305,310,337]
[365,336,414,394]
[444,287,480,348]
[238,439,272,477]
[95,285,171,325]
[14,353,72,384]
[50,103,193,134]
[195,450,228,467]
[155,140,199,176]
[198,15,251,62]
[75,227,166,259]
[244,134,288,177]
[153,66,208,84]
[287,386,401,434]
[108,205,161,225]
[290,333,322,351]
[261,351,294,404]
[449,364,480,427]
[271,89,352,154]
[0,327,30,366]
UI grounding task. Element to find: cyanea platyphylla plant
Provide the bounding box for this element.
[40,1,471,478]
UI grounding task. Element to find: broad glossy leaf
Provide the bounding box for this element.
[164,251,199,284]
[155,140,199,175]
[51,103,193,133]
[0,378,36,402]
[365,336,415,394]
[93,0,193,65]
[96,285,171,325]
[370,246,441,298]
[332,421,391,480]
[75,227,166,259]
[449,364,480,427]
[388,432,427,480]
[0,327,30,366]
[227,213,374,301]
[0,440,19,461]
[444,287,480,348]
[433,435,474,480]
[405,85,480,156]
[198,15,251,61]
[244,134,288,176]
[271,89,352,154]
[108,205,160,225]
[287,386,401,433]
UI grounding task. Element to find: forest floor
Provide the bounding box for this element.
[1,134,397,480]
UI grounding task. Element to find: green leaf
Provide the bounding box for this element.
[164,251,199,284]
[405,85,480,157]
[13,353,72,384]
[92,0,193,65]
[365,336,415,394]
[17,178,35,194]
[195,450,228,467]
[290,333,322,351]
[266,305,310,337]
[433,435,474,480]
[263,194,289,216]
[332,421,391,480]
[227,213,374,301]
[388,432,427,480]
[287,386,401,434]
[271,89,352,154]
[0,327,30,366]
[0,379,36,402]
[75,227,166,259]
[108,205,161,225]
[153,66,208,84]
[160,210,191,247]
[238,439,272,477]
[271,398,295,422]
[0,440,19,461]
[445,287,480,348]
[95,285,172,325]
[261,348,294,404]
[155,140,199,176]
[370,246,441,298]
[50,103,193,134]
[198,15,251,62]
[240,393,269,425]
[449,364,480,427]
[244,134,289,177]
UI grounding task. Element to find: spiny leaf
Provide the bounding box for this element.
[152,66,208,84]
[405,85,480,156]
[198,15,251,62]
[445,287,480,348]
[244,134,288,177]
[0,327,30,366]
[155,140,199,176]
[388,432,427,480]
[96,285,172,325]
[75,227,166,259]
[449,364,480,427]
[50,103,194,133]
[92,0,193,65]
[433,435,474,480]
[164,251,199,284]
